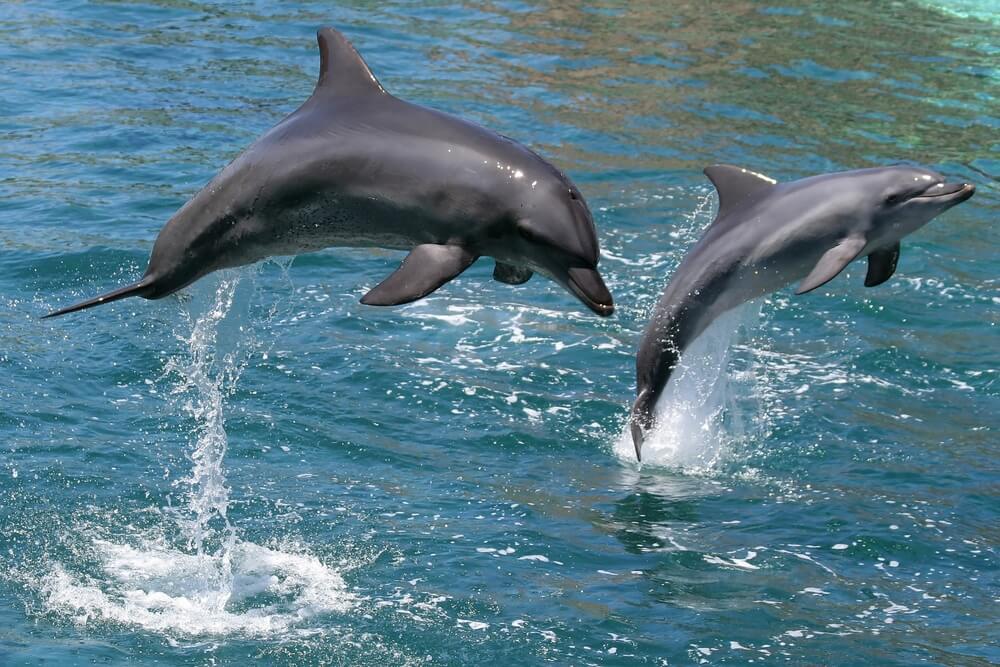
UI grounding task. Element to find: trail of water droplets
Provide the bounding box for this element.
[37,269,355,638]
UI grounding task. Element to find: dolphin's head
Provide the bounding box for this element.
[496,175,614,316]
[869,166,975,241]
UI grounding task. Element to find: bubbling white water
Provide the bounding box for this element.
[40,538,353,637]
[614,302,764,472]
[38,269,355,638]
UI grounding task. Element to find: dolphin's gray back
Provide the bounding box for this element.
[146,25,592,293]
[201,76,572,264]
[635,241,739,397]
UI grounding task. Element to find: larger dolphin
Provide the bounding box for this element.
[44,28,613,318]
[629,164,975,460]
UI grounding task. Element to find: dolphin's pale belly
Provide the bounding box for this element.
[730,251,817,303]
[218,194,445,269]
[683,247,816,319]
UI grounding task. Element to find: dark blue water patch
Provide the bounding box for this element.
[850,129,905,146]
[970,113,1000,128]
[812,14,853,27]
[772,59,876,82]
[858,110,896,123]
[631,54,692,71]
[968,157,999,182]
[699,102,784,125]
[879,77,930,95]
[584,6,626,18]
[735,65,771,79]
[758,7,806,16]
[734,132,802,150]
[623,113,675,131]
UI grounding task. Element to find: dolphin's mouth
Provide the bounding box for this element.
[566,267,614,317]
[915,182,976,203]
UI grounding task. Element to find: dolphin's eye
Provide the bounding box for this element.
[568,189,579,201]
[886,194,901,205]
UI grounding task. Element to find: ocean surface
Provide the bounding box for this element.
[1,1,997,665]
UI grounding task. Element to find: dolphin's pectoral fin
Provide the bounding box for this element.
[493,261,533,285]
[795,235,867,295]
[704,164,778,220]
[361,244,478,306]
[864,242,900,288]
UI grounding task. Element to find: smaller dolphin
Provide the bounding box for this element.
[43,27,613,319]
[629,164,975,460]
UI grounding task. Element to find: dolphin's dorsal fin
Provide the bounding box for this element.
[314,27,385,97]
[704,165,777,220]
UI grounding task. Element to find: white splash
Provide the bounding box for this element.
[40,539,353,636]
[614,302,763,472]
[37,270,354,637]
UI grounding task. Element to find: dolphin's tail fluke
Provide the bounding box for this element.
[42,276,156,319]
[629,420,645,462]
[628,388,655,462]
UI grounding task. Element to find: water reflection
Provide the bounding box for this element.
[459,1,998,179]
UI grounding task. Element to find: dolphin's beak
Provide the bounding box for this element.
[915,182,976,204]
[566,267,614,316]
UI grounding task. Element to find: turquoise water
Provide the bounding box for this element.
[1,1,998,664]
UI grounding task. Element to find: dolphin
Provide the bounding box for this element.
[43,27,614,319]
[629,164,975,460]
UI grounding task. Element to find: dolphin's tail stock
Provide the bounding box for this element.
[628,388,655,462]
[42,276,157,319]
